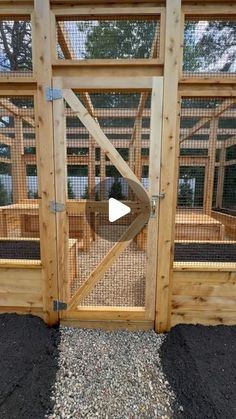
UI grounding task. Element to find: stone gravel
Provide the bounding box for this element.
[47,327,181,419]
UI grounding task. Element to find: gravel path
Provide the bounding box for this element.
[47,327,181,419]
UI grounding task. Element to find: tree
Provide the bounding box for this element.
[178,175,194,207]
[78,19,156,60]
[108,178,125,200]
[183,20,236,73]
[0,180,9,206]
[0,20,32,71]
[67,179,75,199]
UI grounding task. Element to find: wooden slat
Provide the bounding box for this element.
[63,307,146,321]
[171,311,236,327]
[61,319,154,331]
[68,212,149,309]
[172,295,236,311]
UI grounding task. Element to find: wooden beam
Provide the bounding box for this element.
[33,0,58,325]
[155,0,182,333]
[216,146,226,208]
[0,99,35,127]
[52,77,69,314]
[11,117,27,202]
[204,118,218,214]
[145,77,163,320]
[63,89,149,204]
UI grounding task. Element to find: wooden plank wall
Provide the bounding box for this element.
[0,264,45,319]
[171,266,236,326]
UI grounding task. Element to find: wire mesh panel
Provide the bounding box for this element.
[183,16,236,77]
[66,90,151,307]
[175,97,236,264]
[0,96,40,261]
[0,16,32,77]
[56,15,160,60]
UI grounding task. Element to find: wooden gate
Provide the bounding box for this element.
[52,76,163,330]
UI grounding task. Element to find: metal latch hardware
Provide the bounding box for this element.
[150,193,165,218]
[49,201,65,213]
[53,300,67,311]
[46,87,63,101]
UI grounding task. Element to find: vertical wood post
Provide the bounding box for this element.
[134,118,142,180]
[145,77,163,320]
[12,117,27,202]
[88,137,96,199]
[52,78,69,307]
[100,150,106,199]
[155,0,182,332]
[33,0,58,324]
[205,117,218,214]
[216,146,226,209]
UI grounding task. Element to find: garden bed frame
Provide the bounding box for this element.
[0,0,235,332]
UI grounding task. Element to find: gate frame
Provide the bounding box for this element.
[52,76,164,330]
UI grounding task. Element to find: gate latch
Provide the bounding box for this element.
[150,193,165,218]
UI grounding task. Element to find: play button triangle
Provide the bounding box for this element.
[108,198,131,223]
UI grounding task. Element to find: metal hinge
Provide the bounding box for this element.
[46,87,63,101]
[53,300,67,311]
[150,193,165,218]
[49,201,65,213]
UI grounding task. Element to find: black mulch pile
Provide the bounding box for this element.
[161,324,236,419]
[174,243,236,262]
[0,314,60,419]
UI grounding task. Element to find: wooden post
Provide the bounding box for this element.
[134,118,142,180]
[155,0,182,333]
[12,117,27,202]
[145,77,163,320]
[216,146,226,209]
[205,117,218,214]
[52,77,69,307]
[88,136,96,199]
[100,150,106,200]
[33,0,59,324]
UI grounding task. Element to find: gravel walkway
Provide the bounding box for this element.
[47,327,181,419]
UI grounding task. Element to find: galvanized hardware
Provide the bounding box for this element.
[46,87,63,101]
[53,300,67,311]
[150,193,165,218]
[49,201,65,213]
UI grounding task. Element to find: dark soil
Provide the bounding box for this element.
[0,240,236,263]
[161,324,236,419]
[0,314,60,419]
[213,208,236,217]
[0,241,40,260]
[174,243,236,262]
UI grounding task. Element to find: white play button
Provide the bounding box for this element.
[108,198,131,222]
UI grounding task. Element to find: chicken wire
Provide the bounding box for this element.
[183,16,236,77]
[0,96,40,261]
[56,15,160,60]
[0,17,32,77]
[175,97,236,263]
[66,90,151,307]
